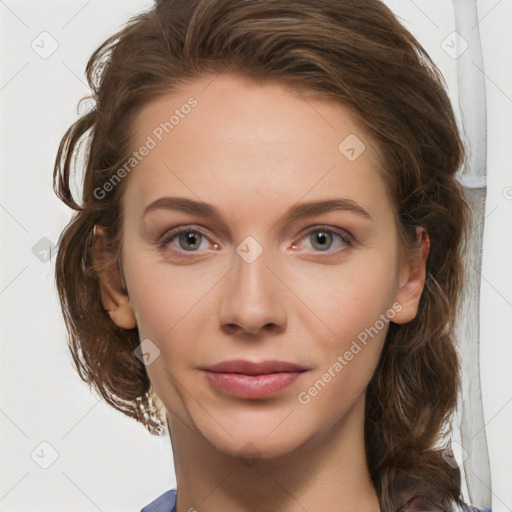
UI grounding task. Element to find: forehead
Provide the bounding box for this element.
[122,73,392,223]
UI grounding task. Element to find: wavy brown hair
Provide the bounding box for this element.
[53,1,470,510]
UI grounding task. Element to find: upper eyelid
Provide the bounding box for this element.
[301,224,353,240]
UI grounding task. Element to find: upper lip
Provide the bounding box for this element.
[201,359,309,375]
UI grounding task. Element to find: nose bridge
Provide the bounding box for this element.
[219,236,286,334]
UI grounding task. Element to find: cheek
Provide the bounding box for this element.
[295,273,393,414]
[290,250,397,336]
[125,253,217,342]
[288,248,397,407]
[126,223,398,351]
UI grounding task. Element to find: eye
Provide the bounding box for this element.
[156,224,354,259]
[157,226,218,255]
[292,225,353,253]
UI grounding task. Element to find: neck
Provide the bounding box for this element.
[168,394,381,512]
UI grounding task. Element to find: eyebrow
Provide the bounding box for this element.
[142,196,372,231]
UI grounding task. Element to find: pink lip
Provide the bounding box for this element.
[200,359,310,399]
[202,371,306,399]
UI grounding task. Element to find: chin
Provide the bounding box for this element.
[197,416,311,461]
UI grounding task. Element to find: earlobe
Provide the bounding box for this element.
[391,228,430,325]
[106,299,138,330]
[92,224,137,330]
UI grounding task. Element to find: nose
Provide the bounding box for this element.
[219,244,287,337]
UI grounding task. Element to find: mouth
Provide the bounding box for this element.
[201,370,308,399]
[200,359,310,399]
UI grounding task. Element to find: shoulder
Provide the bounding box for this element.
[139,488,177,512]
[457,505,491,512]
[399,495,492,512]
[138,490,492,512]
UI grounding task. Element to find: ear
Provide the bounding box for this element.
[91,224,137,330]
[391,228,430,324]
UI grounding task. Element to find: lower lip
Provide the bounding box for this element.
[202,370,306,399]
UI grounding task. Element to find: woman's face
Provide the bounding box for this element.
[111,73,425,458]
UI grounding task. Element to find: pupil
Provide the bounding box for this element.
[180,232,200,250]
[313,231,332,251]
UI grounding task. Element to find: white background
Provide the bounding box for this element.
[0,1,511,511]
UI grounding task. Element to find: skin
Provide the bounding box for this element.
[94,73,429,512]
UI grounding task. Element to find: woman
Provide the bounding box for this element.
[52,1,491,511]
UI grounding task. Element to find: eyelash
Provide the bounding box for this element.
[157,224,354,259]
